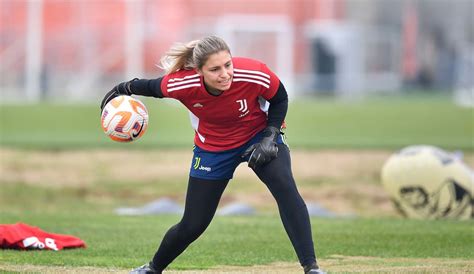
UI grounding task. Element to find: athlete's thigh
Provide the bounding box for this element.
[252,143,294,187]
[181,176,229,221]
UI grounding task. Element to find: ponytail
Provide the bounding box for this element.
[159,40,199,74]
[159,36,231,75]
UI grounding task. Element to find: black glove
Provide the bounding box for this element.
[242,126,280,169]
[100,79,137,111]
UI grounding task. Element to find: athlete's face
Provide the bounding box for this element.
[198,50,233,94]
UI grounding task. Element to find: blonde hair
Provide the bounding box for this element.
[159,35,231,74]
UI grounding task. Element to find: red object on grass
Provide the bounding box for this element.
[0,222,86,250]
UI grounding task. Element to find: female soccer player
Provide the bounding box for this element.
[100,35,325,274]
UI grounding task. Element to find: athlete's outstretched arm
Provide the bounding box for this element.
[100,78,164,110]
[130,78,164,98]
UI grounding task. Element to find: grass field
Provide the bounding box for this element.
[0,94,472,150]
[0,94,473,273]
[1,212,472,273]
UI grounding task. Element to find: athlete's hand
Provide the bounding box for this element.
[100,79,137,111]
[242,126,279,169]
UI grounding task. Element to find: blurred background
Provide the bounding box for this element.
[0,3,473,270]
[0,0,472,220]
[1,0,473,104]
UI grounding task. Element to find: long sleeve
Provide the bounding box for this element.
[129,78,164,98]
[267,81,288,129]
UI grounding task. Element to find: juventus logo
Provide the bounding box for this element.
[193,157,201,169]
[236,99,248,113]
[236,99,249,118]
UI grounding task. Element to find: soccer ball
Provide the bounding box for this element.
[381,145,473,220]
[101,95,149,142]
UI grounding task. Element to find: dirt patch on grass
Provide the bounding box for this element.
[321,255,474,273]
[177,256,474,273]
[2,148,472,186]
[0,149,192,187]
[0,264,123,273]
[2,256,473,273]
[0,149,398,186]
[1,148,472,217]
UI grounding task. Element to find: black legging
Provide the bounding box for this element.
[253,144,315,267]
[152,144,316,272]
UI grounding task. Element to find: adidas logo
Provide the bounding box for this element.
[193,103,204,108]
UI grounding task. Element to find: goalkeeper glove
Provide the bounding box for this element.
[100,78,137,111]
[242,126,280,169]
